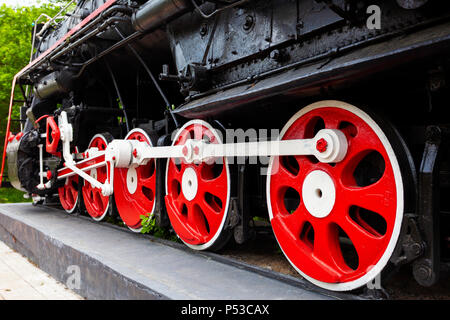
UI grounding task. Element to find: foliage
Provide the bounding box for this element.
[140,214,179,242]
[0,187,31,203]
[0,3,63,162]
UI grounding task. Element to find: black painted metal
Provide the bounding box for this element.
[6,0,450,291]
[412,126,444,287]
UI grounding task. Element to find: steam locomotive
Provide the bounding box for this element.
[2,0,450,292]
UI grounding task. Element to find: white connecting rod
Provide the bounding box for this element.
[131,128,348,165]
[59,111,106,192]
[57,121,347,197]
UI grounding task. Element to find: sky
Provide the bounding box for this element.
[0,0,46,7]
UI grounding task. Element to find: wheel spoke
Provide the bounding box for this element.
[275,209,307,241]
[336,214,385,270]
[269,158,302,191]
[200,168,228,200]
[168,197,206,244]
[67,183,77,202]
[193,124,204,140]
[200,199,223,232]
[187,205,208,235]
[59,176,79,212]
[139,173,156,190]
[311,222,346,280]
[340,173,396,220]
[323,116,340,129]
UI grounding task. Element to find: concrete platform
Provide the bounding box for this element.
[0,241,83,300]
[0,203,343,300]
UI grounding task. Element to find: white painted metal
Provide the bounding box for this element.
[181,167,198,201]
[126,167,138,195]
[57,114,348,201]
[84,128,347,167]
[301,170,336,218]
[59,111,114,196]
[36,144,45,190]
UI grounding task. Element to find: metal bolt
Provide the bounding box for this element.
[182,146,188,156]
[270,49,280,61]
[193,146,199,155]
[316,138,328,153]
[132,148,138,158]
[200,23,208,37]
[414,264,432,282]
[411,243,423,256]
[243,15,254,31]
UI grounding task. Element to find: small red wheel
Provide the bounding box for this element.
[165,120,231,250]
[58,175,79,213]
[267,100,410,291]
[114,128,157,232]
[81,133,112,221]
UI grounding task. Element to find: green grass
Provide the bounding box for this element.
[0,187,31,203]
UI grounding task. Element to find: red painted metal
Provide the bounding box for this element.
[35,114,50,124]
[57,154,106,178]
[165,123,229,246]
[268,106,398,284]
[0,0,117,187]
[82,136,110,220]
[0,75,19,187]
[316,138,328,153]
[114,130,157,230]
[15,132,23,141]
[46,116,61,155]
[7,133,15,143]
[58,175,79,213]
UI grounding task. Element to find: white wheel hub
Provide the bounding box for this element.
[182,167,198,201]
[302,170,336,218]
[126,167,138,194]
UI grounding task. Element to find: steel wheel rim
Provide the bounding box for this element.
[82,134,110,221]
[165,120,230,250]
[266,100,404,291]
[58,175,79,213]
[114,128,156,231]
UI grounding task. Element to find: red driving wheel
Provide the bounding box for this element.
[58,175,79,213]
[165,120,231,250]
[81,133,112,221]
[267,100,407,291]
[114,128,157,232]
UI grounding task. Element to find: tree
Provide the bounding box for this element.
[0,3,62,170]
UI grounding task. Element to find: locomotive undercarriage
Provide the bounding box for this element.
[2,0,450,293]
